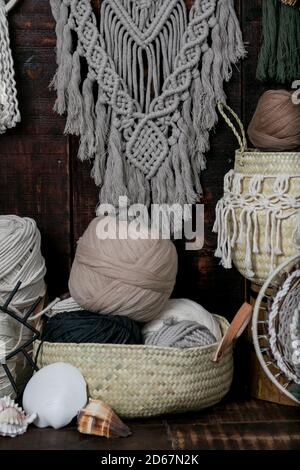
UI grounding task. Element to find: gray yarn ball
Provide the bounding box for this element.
[145,318,217,348]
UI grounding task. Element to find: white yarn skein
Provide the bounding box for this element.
[142,298,222,342]
[0,215,46,398]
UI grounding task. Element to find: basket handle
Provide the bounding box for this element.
[217,102,247,153]
[213,303,253,363]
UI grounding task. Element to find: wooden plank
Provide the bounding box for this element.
[10,14,55,30]
[0,423,171,451]
[16,0,55,16]
[12,115,65,136]
[0,0,71,297]
[165,398,300,425]
[0,399,299,450]
[11,30,56,48]
[0,135,66,154]
[18,93,58,117]
[0,149,71,297]
[169,421,300,450]
[242,0,266,128]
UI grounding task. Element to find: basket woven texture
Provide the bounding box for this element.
[34,316,233,418]
[214,103,300,285]
[233,151,300,284]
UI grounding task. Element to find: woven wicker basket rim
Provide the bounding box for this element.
[36,315,229,356]
[235,150,300,157]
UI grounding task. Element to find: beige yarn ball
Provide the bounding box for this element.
[69,217,178,322]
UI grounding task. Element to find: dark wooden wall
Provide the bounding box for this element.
[0,0,264,319]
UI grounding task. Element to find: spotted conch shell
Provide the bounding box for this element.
[77,400,131,438]
[0,396,36,438]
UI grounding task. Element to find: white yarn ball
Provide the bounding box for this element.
[142,298,222,342]
[0,215,46,399]
[23,363,87,429]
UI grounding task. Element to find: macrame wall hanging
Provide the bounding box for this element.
[0,0,21,134]
[257,0,300,83]
[50,0,245,209]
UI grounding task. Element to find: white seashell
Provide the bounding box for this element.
[23,362,87,429]
[0,396,36,438]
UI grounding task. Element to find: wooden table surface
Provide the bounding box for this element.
[1,398,299,451]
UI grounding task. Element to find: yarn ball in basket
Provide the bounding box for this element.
[69,217,178,322]
[247,90,300,151]
[41,310,143,345]
[142,298,222,342]
[145,318,217,348]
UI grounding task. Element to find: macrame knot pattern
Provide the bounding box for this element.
[213,171,300,282]
[50,0,245,208]
[0,0,20,134]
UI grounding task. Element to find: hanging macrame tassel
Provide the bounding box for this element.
[125,163,150,208]
[49,0,62,22]
[91,91,109,187]
[177,101,200,203]
[256,0,278,81]
[64,51,84,135]
[78,78,96,161]
[244,210,255,278]
[276,1,300,82]
[54,19,73,114]
[98,115,128,206]
[0,0,20,133]
[257,0,300,82]
[50,0,245,211]
[194,0,246,157]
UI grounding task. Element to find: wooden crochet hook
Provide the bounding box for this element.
[5,0,22,13]
[213,303,253,362]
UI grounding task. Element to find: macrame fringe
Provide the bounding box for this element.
[0,0,20,133]
[49,0,246,214]
[257,0,300,82]
[213,171,300,278]
[65,51,83,135]
[78,78,96,161]
[100,0,188,113]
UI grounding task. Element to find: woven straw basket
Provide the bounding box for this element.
[214,103,300,285]
[34,316,233,419]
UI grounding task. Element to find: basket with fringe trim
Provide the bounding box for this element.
[213,102,300,285]
[34,315,232,419]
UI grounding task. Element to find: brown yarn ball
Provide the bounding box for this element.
[248,90,300,151]
[69,216,178,322]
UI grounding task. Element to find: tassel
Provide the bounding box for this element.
[256,0,279,82]
[245,210,255,278]
[177,100,200,202]
[98,116,128,206]
[65,51,84,135]
[78,78,96,161]
[49,0,62,22]
[257,0,300,82]
[274,214,283,255]
[237,208,246,245]
[91,90,109,187]
[276,2,300,82]
[252,210,259,254]
[54,22,73,114]
[264,209,272,253]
